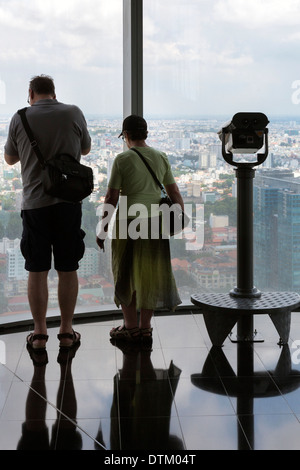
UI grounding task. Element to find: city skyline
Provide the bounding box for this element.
[1,113,300,319]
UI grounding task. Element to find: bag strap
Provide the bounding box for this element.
[17,107,45,168]
[131,147,168,196]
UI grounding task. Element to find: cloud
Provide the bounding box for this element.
[213,0,300,27]
[0,5,42,32]
[0,0,300,116]
[0,0,123,114]
[0,0,122,70]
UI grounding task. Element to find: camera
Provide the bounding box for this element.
[218,112,269,154]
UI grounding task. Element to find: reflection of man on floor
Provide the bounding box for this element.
[17,347,85,450]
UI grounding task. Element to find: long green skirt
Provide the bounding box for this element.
[111,218,182,311]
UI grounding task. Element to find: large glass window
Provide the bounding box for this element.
[3,0,300,325]
[0,0,122,321]
[144,0,300,299]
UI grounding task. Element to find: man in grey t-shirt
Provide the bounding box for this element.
[4,75,91,354]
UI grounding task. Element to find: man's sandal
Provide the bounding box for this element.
[26,333,49,352]
[110,325,141,341]
[57,330,81,350]
[26,333,49,366]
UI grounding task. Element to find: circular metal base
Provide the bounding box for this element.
[230,286,261,299]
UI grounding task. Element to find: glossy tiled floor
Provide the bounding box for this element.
[1,309,300,451]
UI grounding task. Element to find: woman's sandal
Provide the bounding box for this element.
[110,338,141,354]
[110,325,141,342]
[57,330,81,350]
[140,327,153,343]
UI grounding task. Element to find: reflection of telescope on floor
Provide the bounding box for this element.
[191,112,300,345]
[191,344,300,450]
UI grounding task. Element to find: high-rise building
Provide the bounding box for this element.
[277,190,300,291]
[6,245,28,281]
[254,169,300,291]
[253,184,279,289]
[78,248,100,278]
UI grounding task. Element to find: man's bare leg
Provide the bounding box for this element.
[57,270,80,347]
[27,271,49,348]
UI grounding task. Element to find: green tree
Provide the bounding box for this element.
[0,221,5,239]
[6,212,22,239]
[204,196,237,226]
[82,199,99,249]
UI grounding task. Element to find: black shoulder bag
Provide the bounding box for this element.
[17,107,94,203]
[131,147,189,236]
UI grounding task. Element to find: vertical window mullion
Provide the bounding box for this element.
[123,0,143,118]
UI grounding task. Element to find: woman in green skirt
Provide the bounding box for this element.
[96,115,183,342]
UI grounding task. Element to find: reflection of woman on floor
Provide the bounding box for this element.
[109,343,183,450]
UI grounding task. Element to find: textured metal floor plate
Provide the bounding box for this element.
[191,291,300,314]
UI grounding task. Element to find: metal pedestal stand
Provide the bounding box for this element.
[191,114,300,346]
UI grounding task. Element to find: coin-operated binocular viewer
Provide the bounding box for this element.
[191,112,300,345]
[218,112,269,298]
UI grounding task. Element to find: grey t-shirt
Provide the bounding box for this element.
[4,99,91,210]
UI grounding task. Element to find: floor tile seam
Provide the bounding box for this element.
[0,376,18,421]
[217,373,300,420]
[114,361,123,452]
[50,406,107,450]
[236,411,300,420]
[117,414,187,451]
[216,363,300,416]
[6,339,29,380]
[218,376,247,416]
[236,411,300,417]
[176,410,238,418]
[252,345,279,374]
[172,414,187,450]
[0,357,109,450]
[152,316,164,351]
[0,361,20,382]
[190,310,208,338]
[162,373,189,448]
[249,352,300,418]
[235,415,254,450]
[18,378,108,450]
[271,381,300,418]
[1,361,29,385]
[160,345,210,350]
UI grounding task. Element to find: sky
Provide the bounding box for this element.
[1,0,300,119]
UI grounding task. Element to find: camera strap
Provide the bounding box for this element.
[131,147,168,198]
[17,107,45,168]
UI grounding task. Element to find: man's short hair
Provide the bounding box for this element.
[29,75,55,96]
